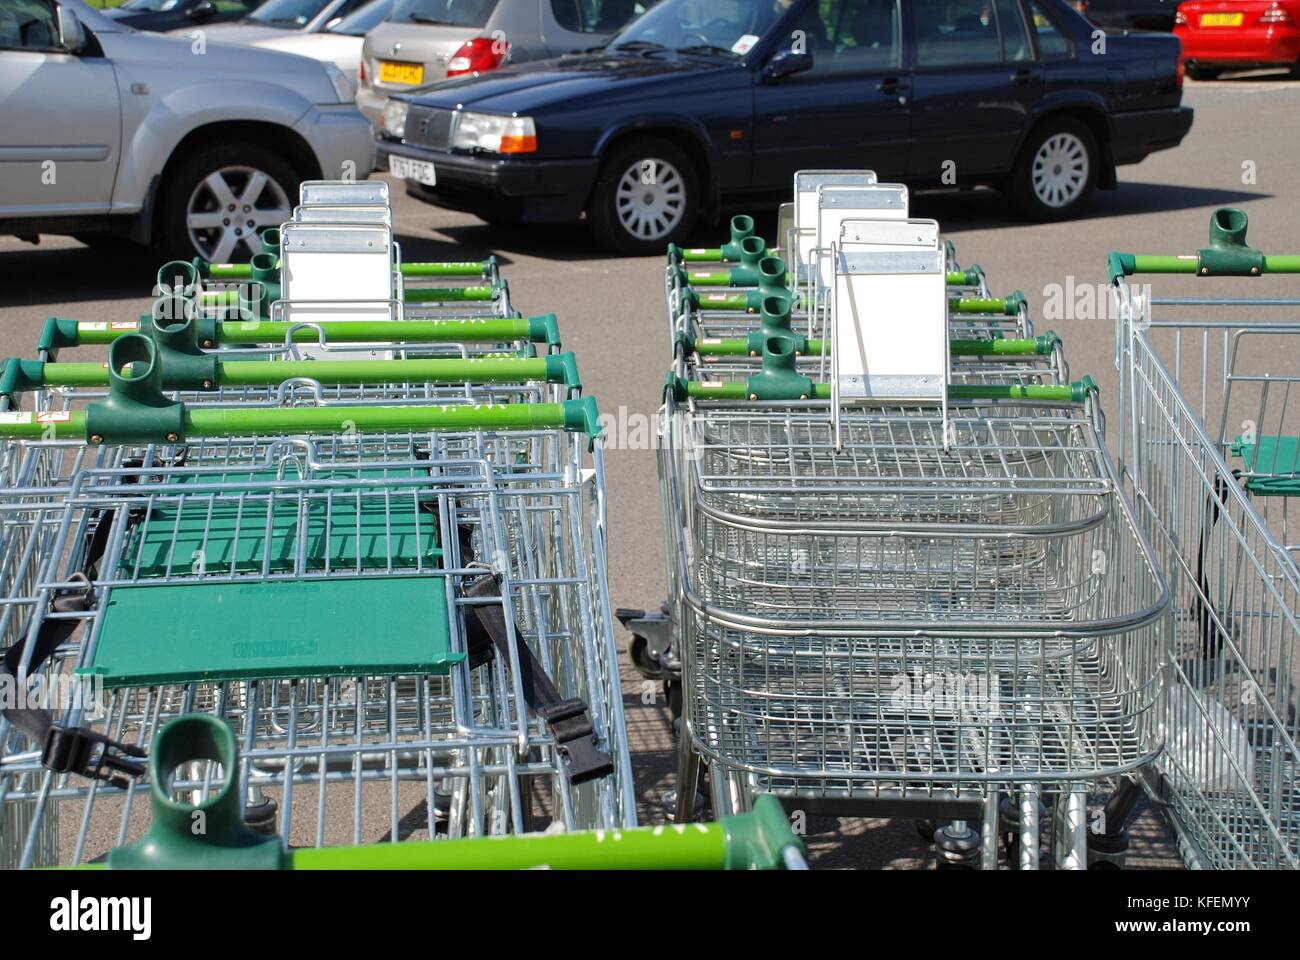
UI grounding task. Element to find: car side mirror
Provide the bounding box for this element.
[55,2,86,52]
[189,0,218,20]
[762,50,813,81]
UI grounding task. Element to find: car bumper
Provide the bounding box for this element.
[1176,26,1300,65]
[295,105,376,183]
[1109,106,1194,165]
[356,85,387,128]
[376,139,598,223]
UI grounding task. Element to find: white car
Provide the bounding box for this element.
[0,0,374,261]
[253,0,393,90]
[170,0,372,50]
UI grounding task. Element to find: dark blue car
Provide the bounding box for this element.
[378,0,1192,254]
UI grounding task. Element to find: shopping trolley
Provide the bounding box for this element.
[0,186,636,869]
[651,183,1170,868]
[1111,206,1300,869]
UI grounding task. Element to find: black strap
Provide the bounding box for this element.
[463,575,614,785]
[1192,472,1239,673]
[1,497,148,787]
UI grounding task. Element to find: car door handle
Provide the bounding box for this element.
[876,77,909,94]
[1010,68,1036,85]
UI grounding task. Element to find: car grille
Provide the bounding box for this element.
[404,107,455,150]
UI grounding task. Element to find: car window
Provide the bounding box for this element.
[248,0,335,26]
[327,0,392,32]
[0,0,58,49]
[795,0,901,74]
[119,0,184,10]
[913,0,1003,67]
[994,0,1031,61]
[551,0,647,33]
[1027,0,1070,58]
[608,0,784,57]
[388,0,498,27]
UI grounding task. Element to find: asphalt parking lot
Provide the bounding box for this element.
[2,76,1296,868]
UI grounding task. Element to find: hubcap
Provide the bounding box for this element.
[1031,133,1088,209]
[615,157,685,241]
[186,166,291,262]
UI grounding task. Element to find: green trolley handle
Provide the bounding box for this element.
[205,259,496,281]
[687,331,1059,359]
[36,314,563,355]
[0,336,602,447]
[199,284,501,308]
[1108,207,1300,281]
[670,372,1097,405]
[14,353,582,394]
[86,715,805,870]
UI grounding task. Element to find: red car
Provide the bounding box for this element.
[1175,0,1300,78]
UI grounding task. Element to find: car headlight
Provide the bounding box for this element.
[323,62,354,103]
[381,99,408,140]
[451,112,537,154]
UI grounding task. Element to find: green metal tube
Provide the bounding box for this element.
[206,260,490,279]
[35,363,113,386]
[205,263,252,280]
[678,246,777,262]
[289,821,729,870]
[693,336,1047,359]
[0,400,599,440]
[683,379,1092,403]
[946,268,982,286]
[62,316,555,348]
[949,297,1016,315]
[1263,255,1300,272]
[182,402,578,437]
[400,261,490,278]
[1130,256,1199,274]
[217,355,557,386]
[404,285,496,302]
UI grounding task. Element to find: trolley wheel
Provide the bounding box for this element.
[934,822,980,870]
[915,818,940,844]
[1006,116,1098,221]
[627,632,664,680]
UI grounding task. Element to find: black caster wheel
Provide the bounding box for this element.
[627,632,663,680]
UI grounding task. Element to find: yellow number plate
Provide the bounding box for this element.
[379,60,425,85]
[1200,12,1244,26]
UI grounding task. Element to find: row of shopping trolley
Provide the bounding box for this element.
[625,169,1298,868]
[0,180,805,870]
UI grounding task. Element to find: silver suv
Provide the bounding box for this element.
[0,0,374,261]
[357,0,645,125]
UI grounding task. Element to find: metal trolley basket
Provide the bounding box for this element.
[1111,207,1300,869]
[648,171,1170,868]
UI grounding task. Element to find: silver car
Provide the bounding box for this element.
[171,0,378,48]
[0,0,374,261]
[357,0,645,125]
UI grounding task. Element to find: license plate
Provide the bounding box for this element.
[379,60,424,85]
[1200,12,1244,25]
[389,155,436,186]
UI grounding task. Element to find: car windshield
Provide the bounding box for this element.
[326,0,392,32]
[607,0,789,57]
[246,0,334,27]
[120,0,184,10]
[386,0,498,27]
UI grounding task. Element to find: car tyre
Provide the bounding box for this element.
[1007,117,1098,222]
[1186,65,1222,81]
[588,136,698,256]
[158,142,299,263]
